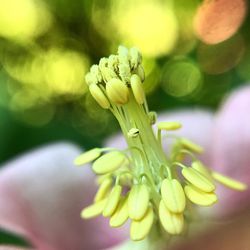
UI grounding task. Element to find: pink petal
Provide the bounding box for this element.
[0,247,31,250]
[105,109,214,165]
[212,85,250,216]
[0,143,127,250]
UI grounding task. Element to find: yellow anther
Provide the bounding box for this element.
[118,46,129,60]
[159,200,184,235]
[85,72,97,85]
[130,206,154,241]
[108,54,119,72]
[157,121,182,131]
[127,128,139,138]
[90,64,102,82]
[161,179,186,213]
[129,47,141,69]
[92,151,126,175]
[103,185,122,217]
[119,63,131,84]
[191,161,213,181]
[99,57,108,69]
[212,171,247,191]
[81,198,107,219]
[100,67,117,82]
[180,138,204,154]
[130,74,145,105]
[94,178,113,202]
[89,84,110,109]
[128,184,150,220]
[74,148,101,166]
[182,167,215,192]
[99,57,117,83]
[184,184,218,206]
[136,65,145,82]
[106,78,129,105]
[118,46,131,83]
[110,196,129,228]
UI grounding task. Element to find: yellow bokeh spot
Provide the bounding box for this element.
[115,1,178,57]
[0,0,52,41]
[3,48,89,110]
[92,0,178,58]
[44,49,89,96]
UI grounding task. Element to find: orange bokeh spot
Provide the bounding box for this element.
[194,0,247,44]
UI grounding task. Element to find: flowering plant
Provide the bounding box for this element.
[76,46,247,249]
[0,47,249,250]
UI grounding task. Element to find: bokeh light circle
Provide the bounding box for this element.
[44,49,89,96]
[0,0,52,41]
[194,0,247,44]
[92,0,179,58]
[161,58,203,98]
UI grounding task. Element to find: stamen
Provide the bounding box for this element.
[161,178,186,213]
[130,74,145,105]
[92,151,126,174]
[103,185,122,217]
[212,171,247,191]
[159,200,184,235]
[89,84,110,109]
[191,161,213,181]
[157,121,182,131]
[184,185,218,206]
[74,148,101,166]
[128,184,150,220]
[182,167,215,193]
[78,45,247,244]
[180,138,204,154]
[94,177,113,202]
[110,196,129,228]
[81,198,108,219]
[106,78,129,105]
[130,206,154,241]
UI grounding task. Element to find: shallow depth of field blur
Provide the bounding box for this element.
[0,0,249,246]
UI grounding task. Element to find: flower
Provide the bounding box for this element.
[0,143,127,250]
[78,46,246,247]
[0,48,249,249]
[212,85,250,216]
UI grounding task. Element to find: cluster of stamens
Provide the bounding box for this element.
[75,46,247,242]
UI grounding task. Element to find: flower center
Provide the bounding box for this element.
[76,45,247,244]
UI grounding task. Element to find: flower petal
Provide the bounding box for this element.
[105,109,214,165]
[170,211,250,250]
[0,142,127,250]
[0,246,31,250]
[212,85,250,216]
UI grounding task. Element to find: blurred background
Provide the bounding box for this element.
[0,0,249,246]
